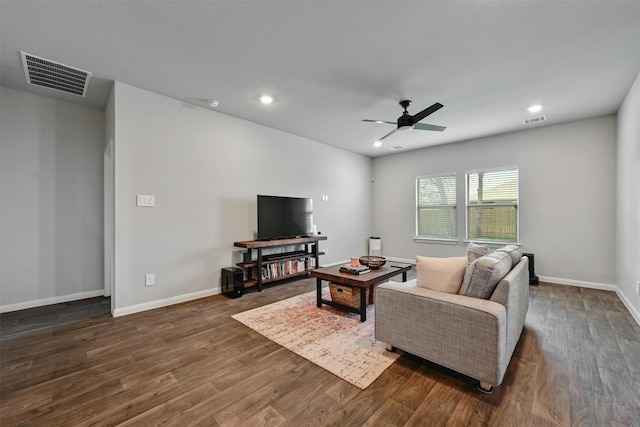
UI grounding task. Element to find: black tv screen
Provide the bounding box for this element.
[257,195,314,240]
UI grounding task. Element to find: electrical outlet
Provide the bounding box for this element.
[145,273,155,286]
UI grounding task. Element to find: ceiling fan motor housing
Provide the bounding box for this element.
[398,113,415,129]
[397,100,414,128]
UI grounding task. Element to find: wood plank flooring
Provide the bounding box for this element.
[1,277,639,426]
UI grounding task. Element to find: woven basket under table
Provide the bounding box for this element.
[329,283,374,308]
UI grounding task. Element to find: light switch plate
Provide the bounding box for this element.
[137,194,155,207]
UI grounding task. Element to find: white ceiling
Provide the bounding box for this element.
[2,1,639,157]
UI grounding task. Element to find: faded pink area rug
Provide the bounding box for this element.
[231,290,399,389]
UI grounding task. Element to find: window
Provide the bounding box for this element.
[466,167,518,243]
[416,174,457,240]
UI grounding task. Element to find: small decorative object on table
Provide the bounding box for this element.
[359,256,386,269]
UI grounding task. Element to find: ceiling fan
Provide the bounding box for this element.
[363,100,446,142]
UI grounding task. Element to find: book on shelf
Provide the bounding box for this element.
[261,258,304,280]
[339,264,371,275]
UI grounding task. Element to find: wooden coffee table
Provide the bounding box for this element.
[311,263,412,322]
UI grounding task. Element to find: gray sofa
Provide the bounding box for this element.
[375,255,529,392]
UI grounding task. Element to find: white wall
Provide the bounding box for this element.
[104,87,116,312]
[0,87,105,311]
[112,83,372,315]
[3,80,630,318]
[616,71,640,322]
[372,115,617,287]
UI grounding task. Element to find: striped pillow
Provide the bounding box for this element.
[466,242,488,263]
[460,251,512,299]
[496,244,523,267]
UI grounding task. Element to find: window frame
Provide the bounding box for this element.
[415,172,458,243]
[465,166,519,244]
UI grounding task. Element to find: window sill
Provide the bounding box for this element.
[414,237,459,245]
[463,239,520,247]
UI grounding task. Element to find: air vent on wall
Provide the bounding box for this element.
[523,115,547,125]
[21,52,91,97]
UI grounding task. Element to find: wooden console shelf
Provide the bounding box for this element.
[234,236,327,292]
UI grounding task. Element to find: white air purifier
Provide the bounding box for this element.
[369,237,382,256]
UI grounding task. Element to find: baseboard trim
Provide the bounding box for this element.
[386,257,415,265]
[538,276,618,292]
[322,259,349,267]
[539,275,640,326]
[616,290,640,326]
[112,287,220,317]
[5,274,636,326]
[0,289,106,313]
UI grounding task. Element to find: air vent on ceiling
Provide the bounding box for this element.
[523,115,547,125]
[389,146,404,151]
[21,52,91,97]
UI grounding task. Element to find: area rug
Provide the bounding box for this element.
[231,290,399,389]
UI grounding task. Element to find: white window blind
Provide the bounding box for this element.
[416,174,457,239]
[466,168,518,243]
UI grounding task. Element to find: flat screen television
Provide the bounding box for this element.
[257,195,314,240]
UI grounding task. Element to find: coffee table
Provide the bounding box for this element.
[311,263,412,322]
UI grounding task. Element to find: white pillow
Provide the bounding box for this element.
[415,256,467,294]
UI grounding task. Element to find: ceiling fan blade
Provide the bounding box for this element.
[362,119,396,125]
[411,102,444,123]
[378,128,400,141]
[413,123,447,132]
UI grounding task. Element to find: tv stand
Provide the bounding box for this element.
[233,236,327,293]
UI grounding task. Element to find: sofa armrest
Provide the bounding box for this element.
[375,280,508,386]
[490,256,530,359]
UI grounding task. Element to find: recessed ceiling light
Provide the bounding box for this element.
[206,99,219,108]
[373,141,382,148]
[260,95,274,105]
[527,104,543,113]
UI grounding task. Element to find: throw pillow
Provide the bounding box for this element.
[459,251,512,299]
[496,244,523,267]
[416,256,467,294]
[466,242,489,263]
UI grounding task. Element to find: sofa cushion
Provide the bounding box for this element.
[416,256,467,294]
[460,251,512,299]
[466,242,489,263]
[496,244,523,267]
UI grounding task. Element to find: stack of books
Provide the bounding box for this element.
[339,264,370,275]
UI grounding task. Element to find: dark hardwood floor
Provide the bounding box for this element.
[1,276,639,426]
